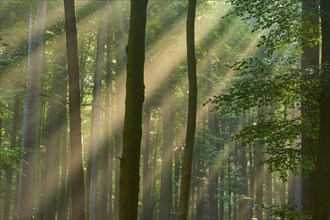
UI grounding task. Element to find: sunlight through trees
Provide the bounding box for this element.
[0,0,329,219]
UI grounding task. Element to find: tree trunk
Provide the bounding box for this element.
[312,0,330,219]
[57,61,70,220]
[119,0,148,219]
[3,95,20,220]
[266,170,272,220]
[42,48,67,220]
[238,112,249,220]
[142,108,153,220]
[17,1,46,218]
[219,118,225,220]
[255,108,265,220]
[113,2,126,218]
[178,0,197,219]
[207,53,219,220]
[173,141,182,219]
[248,141,254,219]
[301,0,319,215]
[63,0,86,219]
[159,88,174,220]
[100,7,113,219]
[90,15,107,220]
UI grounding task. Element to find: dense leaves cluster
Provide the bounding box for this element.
[0,147,26,172]
[226,0,319,54]
[208,53,320,177]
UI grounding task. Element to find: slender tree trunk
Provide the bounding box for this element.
[195,147,204,220]
[228,145,232,220]
[64,0,86,219]
[248,141,254,219]
[100,8,113,219]
[90,16,107,220]
[142,108,153,220]
[178,0,197,219]
[312,0,330,219]
[173,141,182,219]
[219,118,225,220]
[17,1,46,218]
[113,2,126,217]
[301,0,319,215]
[238,112,249,220]
[57,59,70,220]
[266,170,272,220]
[119,0,148,219]
[255,108,265,220]
[288,172,295,203]
[3,95,20,220]
[159,88,174,220]
[42,51,67,220]
[207,53,219,220]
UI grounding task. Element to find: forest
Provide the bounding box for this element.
[0,0,329,220]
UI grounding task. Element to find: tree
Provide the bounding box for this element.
[178,0,197,219]
[63,0,86,219]
[89,14,107,220]
[119,0,148,219]
[312,0,330,218]
[3,95,20,220]
[141,107,153,220]
[159,84,174,220]
[17,1,47,218]
[100,5,113,218]
[301,0,319,215]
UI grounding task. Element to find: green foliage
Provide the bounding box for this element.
[209,55,319,113]
[253,203,311,220]
[207,43,320,179]
[226,0,319,55]
[0,146,26,172]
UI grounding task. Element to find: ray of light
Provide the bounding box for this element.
[2,0,265,216]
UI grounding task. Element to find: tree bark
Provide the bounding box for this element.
[119,0,148,219]
[178,0,197,219]
[100,7,113,219]
[113,2,126,217]
[238,112,249,220]
[42,49,67,220]
[159,88,174,220]
[207,53,219,220]
[63,0,86,219]
[312,0,330,219]
[89,15,107,220]
[255,108,265,220]
[142,108,153,220]
[17,1,46,218]
[301,0,319,215]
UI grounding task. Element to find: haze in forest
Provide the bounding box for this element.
[0,0,329,220]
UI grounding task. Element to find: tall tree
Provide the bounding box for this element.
[159,86,174,220]
[63,0,86,219]
[42,48,67,220]
[100,5,113,218]
[119,0,148,219]
[17,1,47,218]
[3,95,20,220]
[89,14,107,220]
[301,0,319,215]
[178,0,197,219]
[142,107,153,220]
[255,108,265,220]
[238,112,249,220]
[113,2,127,217]
[207,53,219,220]
[312,0,330,219]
